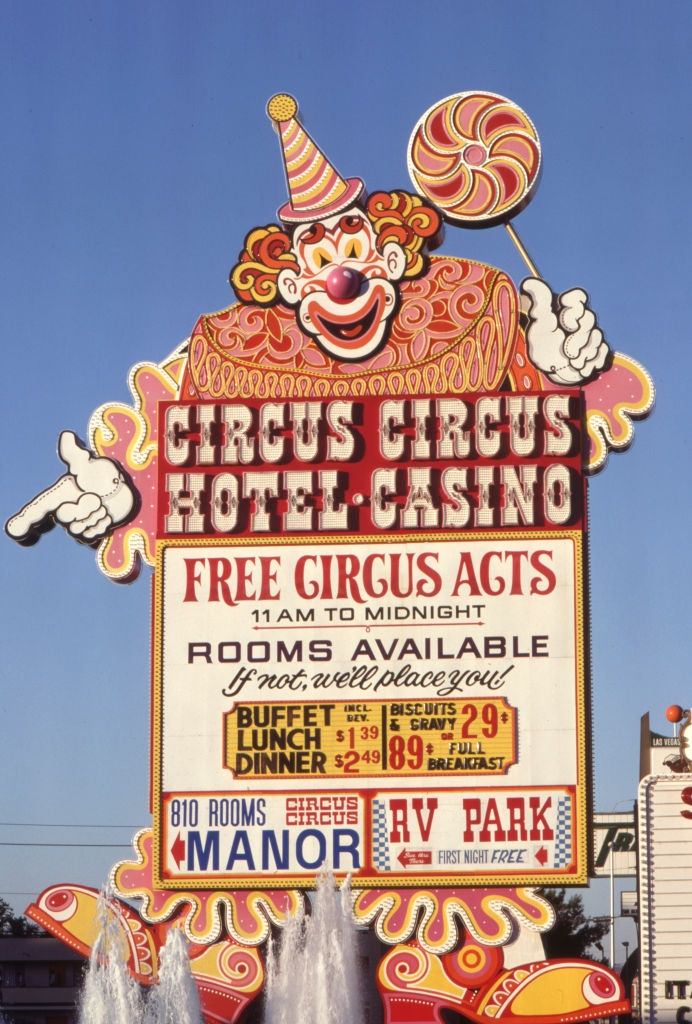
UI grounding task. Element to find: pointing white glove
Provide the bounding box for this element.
[521,277,611,385]
[6,430,136,545]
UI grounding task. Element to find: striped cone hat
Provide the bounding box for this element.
[267,94,364,224]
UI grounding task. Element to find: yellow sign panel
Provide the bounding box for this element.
[224,699,516,779]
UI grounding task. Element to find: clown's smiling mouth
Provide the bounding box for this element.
[314,298,380,344]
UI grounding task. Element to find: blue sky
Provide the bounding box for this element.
[2,0,690,955]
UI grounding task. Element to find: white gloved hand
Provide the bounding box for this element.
[521,277,611,385]
[6,431,136,545]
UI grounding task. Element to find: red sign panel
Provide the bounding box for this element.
[157,393,584,537]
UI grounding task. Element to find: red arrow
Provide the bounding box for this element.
[535,846,549,866]
[171,832,186,869]
[397,849,432,868]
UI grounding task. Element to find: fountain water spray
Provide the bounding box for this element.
[77,889,201,1024]
[78,890,145,1024]
[264,871,364,1024]
[146,926,202,1024]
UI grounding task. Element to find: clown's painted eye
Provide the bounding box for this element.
[301,222,326,244]
[345,240,361,259]
[314,249,332,268]
[339,215,364,233]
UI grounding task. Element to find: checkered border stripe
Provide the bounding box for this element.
[554,795,572,867]
[372,799,391,871]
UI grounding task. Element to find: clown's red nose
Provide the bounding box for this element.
[325,266,364,302]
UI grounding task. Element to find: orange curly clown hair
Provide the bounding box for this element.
[229,190,443,306]
[230,225,298,306]
[365,191,443,278]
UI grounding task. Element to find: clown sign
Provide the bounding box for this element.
[9,90,649,1024]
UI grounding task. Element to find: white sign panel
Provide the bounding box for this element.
[153,531,587,888]
[639,774,692,1023]
[592,811,637,877]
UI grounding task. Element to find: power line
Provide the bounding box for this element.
[0,842,132,849]
[0,822,141,829]
[1,891,50,896]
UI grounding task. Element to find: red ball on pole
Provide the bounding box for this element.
[666,704,684,723]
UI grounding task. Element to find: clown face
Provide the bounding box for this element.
[276,206,407,361]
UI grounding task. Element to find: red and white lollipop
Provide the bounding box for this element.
[408,91,542,272]
[407,92,617,391]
